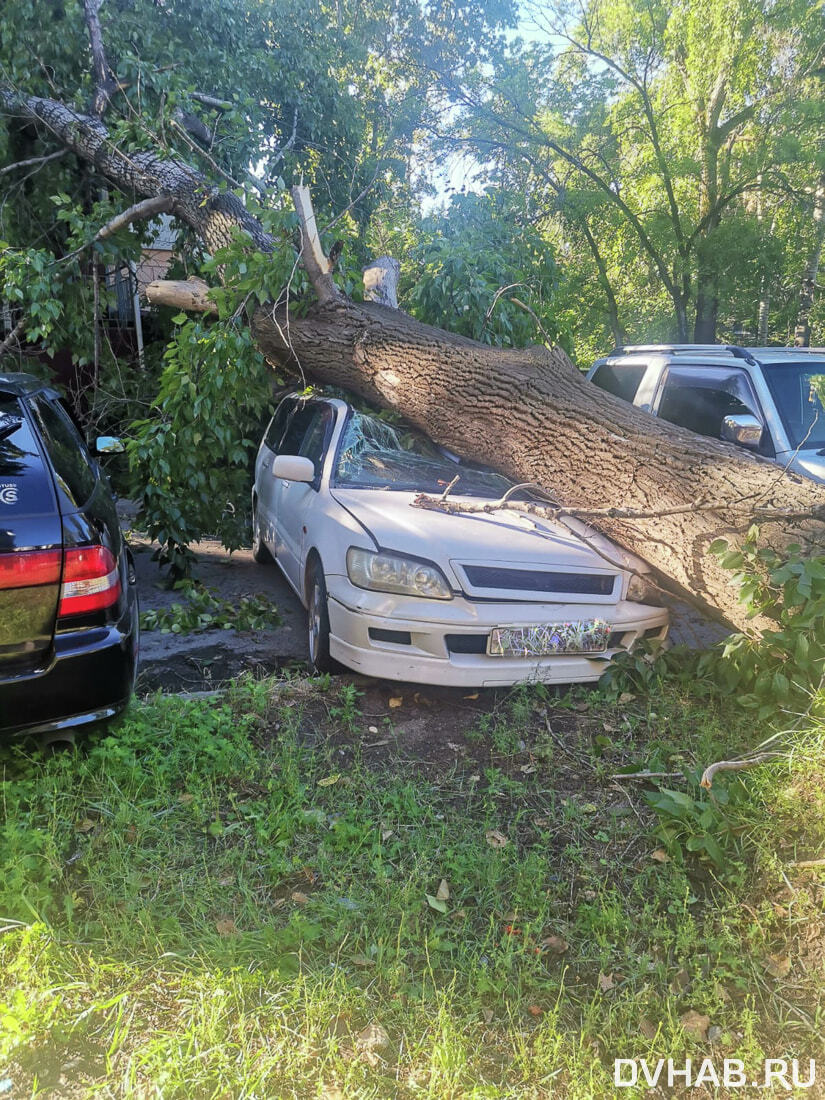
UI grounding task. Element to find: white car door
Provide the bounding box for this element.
[256,399,295,553]
[273,403,335,593]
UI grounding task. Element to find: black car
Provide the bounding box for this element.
[0,373,138,737]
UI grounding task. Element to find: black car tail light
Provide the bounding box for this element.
[0,549,62,589]
[58,546,120,617]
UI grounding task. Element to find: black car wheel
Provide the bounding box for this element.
[251,500,274,564]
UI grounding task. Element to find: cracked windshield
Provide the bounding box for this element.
[334,410,512,497]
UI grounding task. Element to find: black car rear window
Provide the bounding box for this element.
[0,396,57,516]
[28,396,97,509]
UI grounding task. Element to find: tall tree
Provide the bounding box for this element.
[433,0,824,347]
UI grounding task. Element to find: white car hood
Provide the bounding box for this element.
[331,488,633,576]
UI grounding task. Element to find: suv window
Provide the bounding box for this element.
[28,396,97,508]
[0,396,56,517]
[655,366,773,455]
[762,360,825,450]
[590,361,647,402]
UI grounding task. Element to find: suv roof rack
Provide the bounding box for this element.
[610,344,760,366]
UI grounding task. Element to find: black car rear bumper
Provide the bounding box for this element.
[0,604,138,736]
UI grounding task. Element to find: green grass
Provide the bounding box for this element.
[1,675,824,1097]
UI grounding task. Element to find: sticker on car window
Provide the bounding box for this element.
[0,483,18,505]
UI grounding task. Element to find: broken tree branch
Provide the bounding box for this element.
[145,278,217,313]
[82,0,119,117]
[700,752,782,789]
[95,195,177,242]
[0,150,66,177]
[412,489,825,526]
[0,319,26,362]
[190,92,233,111]
[291,184,340,304]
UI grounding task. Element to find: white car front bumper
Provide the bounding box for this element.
[325,575,669,687]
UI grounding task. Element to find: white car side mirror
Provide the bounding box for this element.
[272,454,315,482]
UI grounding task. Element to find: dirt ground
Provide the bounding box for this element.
[132,536,309,694]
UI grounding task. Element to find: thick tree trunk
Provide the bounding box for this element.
[795,173,825,348]
[693,269,719,343]
[251,296,825,632]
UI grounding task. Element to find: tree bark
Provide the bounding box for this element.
[251,295,825,632]
[795,173,825,348]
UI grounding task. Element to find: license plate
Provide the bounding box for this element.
[488,620,610,657]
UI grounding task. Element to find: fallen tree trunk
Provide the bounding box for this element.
[4,88,825,632]
[251,292,825,631]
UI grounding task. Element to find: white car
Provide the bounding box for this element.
[252,393,669,687]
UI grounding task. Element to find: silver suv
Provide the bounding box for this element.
[587,345,825,484]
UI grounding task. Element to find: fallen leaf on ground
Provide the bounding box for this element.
[381,828,394,841]
[542,935,569,954]
[368,725,378,734]
[215,918,237,936]
[764,954,792,979]
[464,692,479,700]
[436,878,450,901]
[388,697,403,708]
[124,824,137,843]
[485,829,509,849]
[680,1010,710,1039]
[76,818,95,833]
[618,692,635,703]
[650,848,671,863]
[520,764,536,774]
[356,1023,390,1051]
[178,792,194,805]
[527,1004,543,1016]
[426,893,448,914]
[317,774,340,787]
[291,891,310,905]
[481,1007,494,1024]
[598,972,615,991]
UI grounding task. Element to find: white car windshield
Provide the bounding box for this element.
[762,361,825,450]
[334,410,512,497]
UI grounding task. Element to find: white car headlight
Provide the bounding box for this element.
[346,547,453,600]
